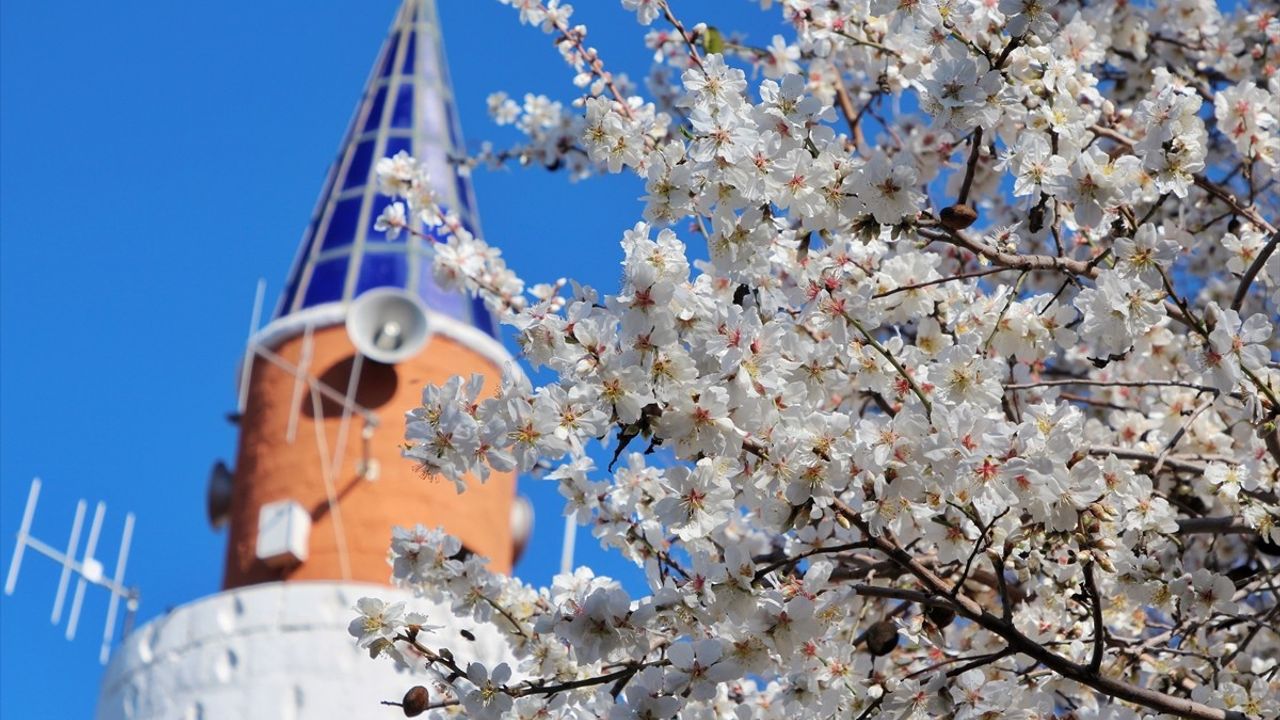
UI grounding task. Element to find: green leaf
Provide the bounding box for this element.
[703,26,725,55]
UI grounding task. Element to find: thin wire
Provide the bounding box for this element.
[285,323,315,444]
[309,383,353,581]
[237,279,266,414]
[328,353,364,494]
[252,343,378,425]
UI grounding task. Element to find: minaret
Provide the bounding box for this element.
[221,0,515,588]
[96,3,516,716]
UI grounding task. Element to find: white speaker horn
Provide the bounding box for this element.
[345,288,431,364]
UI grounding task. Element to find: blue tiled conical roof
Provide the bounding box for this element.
[274,0,494,336]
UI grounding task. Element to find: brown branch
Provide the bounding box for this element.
[920,223,1211,328]
[903,648,1014,680]
[401,634,665,704]
[848,316,933,418]
[1005,378,1219,393]
[873,267,1013,299]
[1152,394,1217,477]
[1194,175,1278,235]
[543,15,638,122]
[831,500,1250,720]
[833,80,865,150]
[1219,600,1280,670]
[918,225,1097,276]
[830,29,900,58]
[944,648,1016,678]
[1232,229,1279,311]
[1084,563,1106,674]
[658,0,704,70]
[851,583,958,608]
[949,509,1008,600]
[957,127,984,206]
[481,594,532,641]
[1086,445,1209,474]
[753,541,873,583]
[1090,124,1276,236]
[989,550,1014,622]
[1175,517,1258,535]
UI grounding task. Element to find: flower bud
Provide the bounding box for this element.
[1028,203,1046,233]
[402,686,429,717]
[926,604,956,630]
[864,619,899,656]
[940,203,979,230]
[1081,513,1099,532]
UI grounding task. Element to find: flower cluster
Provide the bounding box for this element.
[354,1,1280,719]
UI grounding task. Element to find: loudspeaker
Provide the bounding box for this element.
[207,460,234,529]
[345,288,430,364]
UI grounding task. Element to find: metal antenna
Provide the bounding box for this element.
[560,513,577,576]
[51,499,87,624]
[237,278,267,415]
[4,478,140,665]
[100,513,135,664]
[65,501,106,641]
[4,478,43,596]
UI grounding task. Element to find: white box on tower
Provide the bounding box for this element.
[255,499,310,568]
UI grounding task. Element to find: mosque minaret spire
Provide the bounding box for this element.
[97,4,519,716]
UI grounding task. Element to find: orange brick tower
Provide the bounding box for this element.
[221,0,518,588]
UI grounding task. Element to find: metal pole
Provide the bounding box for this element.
[4,478,40,596]
[65,502,106,640]
[50,500,87,624]
[99,512,135,663]
[237,278,267,415]
[560,514,577,576]
[285,323,315,443]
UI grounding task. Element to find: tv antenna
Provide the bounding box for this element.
[5,478,139,664]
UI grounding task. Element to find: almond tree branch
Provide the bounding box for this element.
[957,127,984,206]
[400,634,666,704]
[875,267,1015,298]
[848,316,933,419]
[1090,124,1276,236]
[753,541,874,583]
[1084,563,1106,674]
[658,0,705,70]
[1151,394,1217,477]
[1232,229,1279,311]
[832,79,865,149]
[831,500,1251,720]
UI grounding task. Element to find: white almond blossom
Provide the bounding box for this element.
[349,1,1280,718]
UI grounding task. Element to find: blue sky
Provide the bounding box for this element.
[0,1,783,715]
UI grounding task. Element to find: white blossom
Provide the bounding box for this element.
[349,4,1280,717]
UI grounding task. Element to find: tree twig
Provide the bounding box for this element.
[1084,563,1106,674]
[831,500,1250,720]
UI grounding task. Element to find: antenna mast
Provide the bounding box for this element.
[5,478,140,664]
